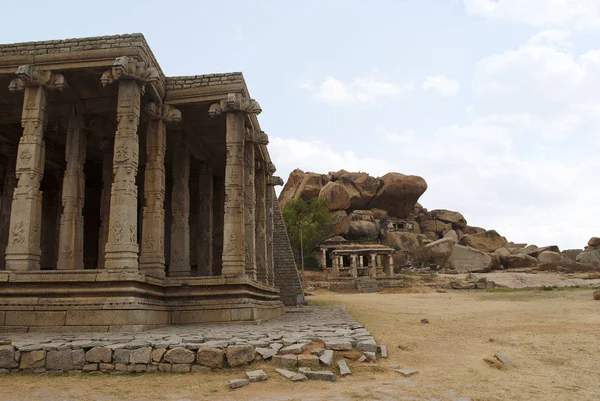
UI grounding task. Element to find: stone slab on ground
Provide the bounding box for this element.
[228,379,249,389]
[319,350,334,366]
[275,368,296,379]
[395,368,418,377]
[245,369,268,382]
[494,353,515,367]
[337,359,351,376]
[305,370,336,382]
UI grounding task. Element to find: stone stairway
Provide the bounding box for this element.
[356,276,379,293]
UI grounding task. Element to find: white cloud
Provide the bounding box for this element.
[376,126,416,143]
[422,74,461,97]
[309,75,414,104]
[462,0,600,30]
[528,29,572,50]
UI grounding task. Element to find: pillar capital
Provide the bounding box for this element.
[8,65,67,92]
[244,129,269,145]
[100,56,159,88]
[208,93,262,117]
[145,102,182,124]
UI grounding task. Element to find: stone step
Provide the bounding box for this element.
[356,277,379,293]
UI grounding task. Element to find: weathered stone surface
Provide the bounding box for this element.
[226,345,255,367]
[385,232,428,254]
[494,353,515,367]
[305,370,335,382]
[158,363,171,372]
[130,347,152,364]
[367,173,427,218]
[363,351,377,362]
[297,354,320,368]
[378,345,388,358]
[395,368,418,377]
[196,347,224,368]
[229,378,249,389]
[357,339,377,353]
[85,347,111,363]
[430,209,467,228]
[83,363,98,372]
[255,347,277,360]
[346,220,379,240]
[172,363,191,373]
[537,251,563,265]
[273,354,297,368]
[151,348,166,363]
[576,250,600,268]
[449,245,492,272]
[324,339,352,351]
[292,373,308,381]
[279,169,329,208]
[163,348,195,364]
[424,237,455,265]
[246,369,268,382]
[311,348,325,356]
[588,237,600,248]
[19,350,46,369]
[99,363,114,372]
[45,349,74,371]
[112,349,130,364]
[279,343,307,355]
[275,368,296,379]
[71,349,85,367]
[337,359,351,376]
[420,220,452,235]
[337,172,380,210]
[330,210,350,236]
[0,346,17,369]
[319,350,334,366]
[459,230,507,253]
[319,181,351,211]
[504,254,538,269]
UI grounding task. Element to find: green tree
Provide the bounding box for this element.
[282,197,332,273]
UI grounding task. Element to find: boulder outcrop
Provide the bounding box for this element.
[367,173,428,218]
[459,230,507,253]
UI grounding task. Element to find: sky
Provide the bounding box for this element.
[1,0,599,249]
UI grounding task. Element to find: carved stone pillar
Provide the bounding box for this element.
[332,253,339,277]
[0,147,17,270]
[253,133,269,284]
[5,66,66,270]
[387,253,394,277]
[208,93,261,278]
[139,103,181,278]
[97,140,113,269]
[243,130,256,280]
[169,131,190,276]
[197,162,213,276]
[319,248,327,271]
[101,57,158,271]
[370,253,377,277]
[266,172,282,286]
[350,254,358,277]
[57,111,86,270]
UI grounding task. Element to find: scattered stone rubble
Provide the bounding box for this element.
[0,306,387,377]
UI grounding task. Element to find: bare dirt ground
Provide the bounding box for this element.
[1,288,599,401]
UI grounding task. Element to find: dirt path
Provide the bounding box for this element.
[1,289,599,400]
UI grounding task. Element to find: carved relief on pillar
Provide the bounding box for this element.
[0,145,17,270]
[208,93,261,278]
[101,57,158,271]
[169,131,191,277]
[5,66,66,271]
[196,161,214,276]
[243,129,257,280]
[139,102,181,279]
[57,110,87,270]
[254,158,268,284]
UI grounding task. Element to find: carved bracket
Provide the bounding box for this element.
[267,162,276,175]
[101,56,159,88]
[208,93,262,117]
[145,102,182,124]
[245,129,269,145]
[8,65,67,92]
[268,175,283,186]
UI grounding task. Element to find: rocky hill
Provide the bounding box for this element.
[280,169,600,273]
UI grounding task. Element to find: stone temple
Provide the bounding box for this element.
[0,33,303,332]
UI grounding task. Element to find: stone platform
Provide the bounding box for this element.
[0,306,377,374]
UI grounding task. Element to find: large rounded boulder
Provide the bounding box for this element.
[319,181,351,211]
[337,172,381,210]
[346,220,379,240]
[367,173,427,218]
[459,230,507,253]
[330,210,350,236]
[279,169,329,208]
[429,209,467,228]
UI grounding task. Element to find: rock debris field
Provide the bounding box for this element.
[0,306,389,384]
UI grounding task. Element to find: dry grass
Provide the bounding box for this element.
[1,289,599,400]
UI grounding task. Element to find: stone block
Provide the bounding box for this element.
[319,350,334,366]
[363,351,376,362]
[172,363,191,373]
[246,369,268,382]
[85,347,111,363]
[311,348,325,356]
[146,365,158,373]
[191,365,212,373]
[0,346,17,369]
[197,347,224,368]
[83,363,98,372]
[20,350,46,369]
[4,311,66,327]
[229,379,249,389]
[113,349,131,364]
[337,359,351,376]
[273,354,297,368]
[292,373,308,381]
[128,364,147,373]
[46,349,73,371]
[152,348,166,362]
[158,363,171,372]
[357,339,377,352]
[395,368,418,377]
[279,343,308,355]
[324,339,352,351]
[297,355,320,368]
[305,370,335,382]
[130,347,152,364]
[99,363,114,372]
[164,347,195,364]
[115,363,128,372]
[71,349,85,366]
[226,345,255,367]
[275,368,296,379]
[378,345,388,358]
[255,347,277,360]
